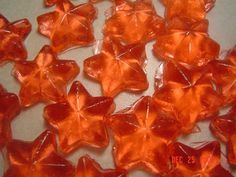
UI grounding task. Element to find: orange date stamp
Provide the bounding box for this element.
[171,155,196,164]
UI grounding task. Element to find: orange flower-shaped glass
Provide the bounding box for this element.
[107,96,180,175]
[37,0,97,53]
[103,0,164,44]
[168,141,233,177]
[13,45,79,107]
[153,17,220,66]
[3,130,75,177]
[210,105,236,166]
[44,81,115,154]
[0,14,31,65]
[153,62,220,133]
[75,155,127,177]
[161,0,215,20]
[210,45,236,104]
[0,85,21,149]
[84,37,148,97]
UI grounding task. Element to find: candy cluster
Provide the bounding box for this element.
[0,0,235,176]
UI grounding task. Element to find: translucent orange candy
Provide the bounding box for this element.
[161,0,216,20]
[153,62,220,133]
[210,105,236,166]
[3,130,75,177]
[75,155,127,177]
[168,141,233,177]
[13,45,79,107]
[0,14,31,64]
[84,37,148,97]
[107,96,181,175]
[103,0,164,44]
[37,0,97,53]
[44,81,114,154]
[153,17,220,66]
[0,85,20,149]
[210,45,236,104]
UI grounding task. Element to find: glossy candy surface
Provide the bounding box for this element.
[104,0,164,44]
[210,105,236,166]
[167,141,233,177]
[210,45,236,104]
[37,0,97,53]
[153,17,220,66]
[0,14,31,64]
[84,37,148,97]
[153,62,220,133]
[13,45,79,107]
[107,96,180,175]
[75,155,127,177]
[3,130,75,177]
[0,85,21,149]
[161,0,216,20]
[44,81,114,154]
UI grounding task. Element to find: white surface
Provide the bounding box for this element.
[0,0,236,176]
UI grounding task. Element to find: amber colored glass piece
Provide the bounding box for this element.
[44,81,114,154]
[3,130,75,177]
[103,0,164,44]
[167,141,233,177]
[0,85,20,149]
[210,45,236,104]
[107,96,181,175]
[44,0,58,6]
[153,62,220,133]
[153,17,220,66]
[37,0,97,53]
[210,106,236,166]
[0,14,31,65]
[161,0,215,20]
[13,45,79,107]
[84,37,148,97]
[75,155,127,177]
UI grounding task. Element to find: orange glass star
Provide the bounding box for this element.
[44,81,115,154]
[84,37,148,97]
[103,0,164,44]
[13,45,79,107]
[37,0,97,53]
[153,62,220,133]
[3,130,75,177]
[153,17,220,66]
[161,0,216,20]
[210,45,236,105]
[75,155,127,177]
[0,14,31,65]
[0,85,21,149]
[210,105,236,166]
[107,96,181,175]
[167,141,233,177]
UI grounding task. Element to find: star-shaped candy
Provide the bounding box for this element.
[3,130,75,177]
[84,37,148,97]
[210,105,236,166]
[210,45,236,104]
[0,14,31,65]
[37,0,97,53]
[103,0,164,44]
[153,17,220,67]
[167,141,233,177]
[153,62,220,133]
[44,81,115,154]
[75,155,127,177]
[13,45,79,107]
[107,96,181,175]
[161,0,216,20]
[0,85,21,149]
